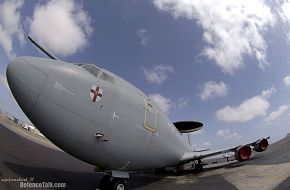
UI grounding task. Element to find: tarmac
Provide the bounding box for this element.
[0,115,289,190]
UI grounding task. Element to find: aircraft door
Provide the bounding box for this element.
[143,97,158,132]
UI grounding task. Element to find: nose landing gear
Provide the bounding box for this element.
[99,170,129,190]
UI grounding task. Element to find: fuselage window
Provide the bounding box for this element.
[82,64,101,78]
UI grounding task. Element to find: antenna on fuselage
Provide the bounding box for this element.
[28,36,59,60]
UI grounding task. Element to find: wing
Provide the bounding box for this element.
[180,136,270,164]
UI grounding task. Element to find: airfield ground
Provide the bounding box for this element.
[0,115,289,190]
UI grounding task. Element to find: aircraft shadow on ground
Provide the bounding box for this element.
[127,170,239,190]
[274,176,290,190]
[4,162,161,190]
[4,161,100,190]
[201,162,245,172]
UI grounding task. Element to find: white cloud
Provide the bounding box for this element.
[0,74,9,89]
[136,28,151,46]
[200,81,229,101]
[177,97,188,109]
[217,129,243,140]
[143,64,174,84]
[29,0,93,57]
[0,0,24,59]
[283,75,290,86]
[279,1,290,43]
[192,128,204,135]
[153,0,276,74]
[216,87,275,123]
[149,93,172,114]
[264,105,288,124]
[261,87,276,98]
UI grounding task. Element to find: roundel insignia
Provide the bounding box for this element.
[90,84,103,102]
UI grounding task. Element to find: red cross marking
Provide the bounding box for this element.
[90,86,102,102]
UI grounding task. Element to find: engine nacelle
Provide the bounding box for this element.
[235,145,251,161]
[254,138,269,152]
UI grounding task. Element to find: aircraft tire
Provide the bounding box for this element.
[194,165,203,173]
[110,178,126,190]
[99,175,110,190]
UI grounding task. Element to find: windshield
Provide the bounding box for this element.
[80,64,101,78]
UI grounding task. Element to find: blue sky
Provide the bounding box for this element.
[0,0,290,150]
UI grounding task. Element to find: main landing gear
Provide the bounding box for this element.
[99,170,129,190]
[193,159,203,173]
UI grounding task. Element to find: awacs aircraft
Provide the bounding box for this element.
[6,36,270,190]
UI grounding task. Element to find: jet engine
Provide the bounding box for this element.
[235,145,251,161]
[253,138,269,152]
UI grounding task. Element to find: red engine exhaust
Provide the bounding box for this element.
[254,138,269,152]
[235,145,251,161]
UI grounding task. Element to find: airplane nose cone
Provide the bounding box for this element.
[6,57,49,115]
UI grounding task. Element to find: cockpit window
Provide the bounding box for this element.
[81,64,101,78]
[100,72,114,83]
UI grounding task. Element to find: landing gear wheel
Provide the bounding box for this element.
[110,178,126,190]
[194,159,204,173]
[194,164,203,173]
[99,175,110,190]
[173,166,182,175]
